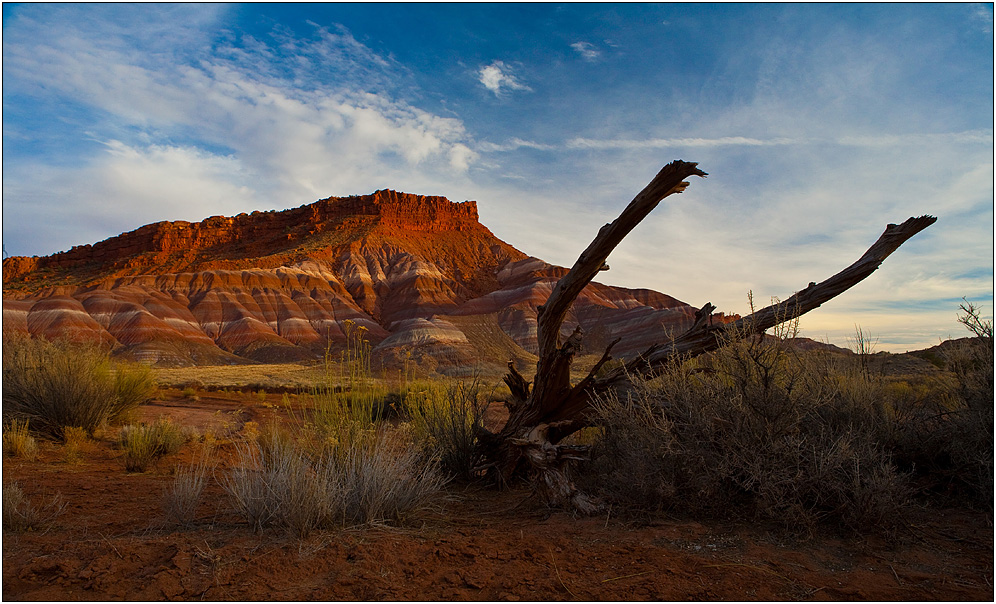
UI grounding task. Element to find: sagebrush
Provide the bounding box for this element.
[2,333,157,439]
[582,303,994,529]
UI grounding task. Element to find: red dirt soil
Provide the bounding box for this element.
[4,391,993,601]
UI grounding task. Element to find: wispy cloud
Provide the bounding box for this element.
[477,138,557,152]
[836,130,994,147]
[969,3,993,33]
[477,131,993,152]
[567,136,799,150]
[477,60,531,96]
[570,41,601,62]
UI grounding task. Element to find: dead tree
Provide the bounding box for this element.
[476,160,936,513]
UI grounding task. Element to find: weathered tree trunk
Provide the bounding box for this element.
[478,160,935,512]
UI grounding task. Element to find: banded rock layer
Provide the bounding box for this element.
[3,191,727,372]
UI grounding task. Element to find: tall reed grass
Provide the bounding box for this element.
[309,320,392,445]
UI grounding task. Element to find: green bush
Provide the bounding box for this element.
[404,378,491,482]
[2,334,157,440]
[120,417,187,472]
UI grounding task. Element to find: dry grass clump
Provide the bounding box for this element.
[2,419,38,460]
[3,482,65,532]
[161,452,214,527]
[61,426,92,464]
[328,426,447,527]
[222,423,445,537]
[119,417,188,472]
[2,333,157,439]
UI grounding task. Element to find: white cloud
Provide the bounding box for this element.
[2,141,263,254]
[477,60,531,96]
[570,41,601,61]
[2,9,481,256]
[563,131,993,151]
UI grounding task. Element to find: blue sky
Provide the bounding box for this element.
[2,3,993,351]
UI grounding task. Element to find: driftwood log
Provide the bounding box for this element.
[477,160,936,512]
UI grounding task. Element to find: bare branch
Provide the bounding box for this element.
[535,160,708,361]
[528,161,707,417]
[611,215,938,381]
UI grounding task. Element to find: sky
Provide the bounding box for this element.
[2,3,993,352]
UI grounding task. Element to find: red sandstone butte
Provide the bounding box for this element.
[2,190,728,371]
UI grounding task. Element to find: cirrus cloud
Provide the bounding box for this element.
[570,41,601,61]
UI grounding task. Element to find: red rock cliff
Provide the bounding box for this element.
[2,190,484,284]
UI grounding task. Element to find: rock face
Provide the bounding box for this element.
[3,190,732,372]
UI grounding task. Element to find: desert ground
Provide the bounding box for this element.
[3,363,993,602]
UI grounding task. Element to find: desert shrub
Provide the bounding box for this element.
[222,425,444,536]
[3,482,65,532]
[161,452,214,527]
[583,323,911,532]
[404,378,491,481]
[227,324,447,536]
[936,301,994,506]
[2,334,157,439]
[2,418,38,460]
[113,362,157,421]
[221,439,287,532]
[120,417,187,472]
